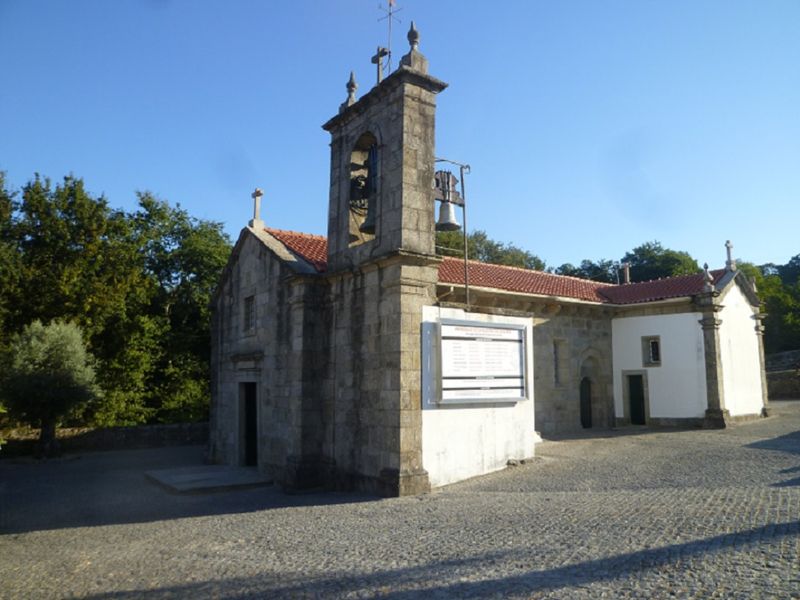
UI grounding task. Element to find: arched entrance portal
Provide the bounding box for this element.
[580,377,592,428]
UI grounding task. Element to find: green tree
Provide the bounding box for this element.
[436,229,546,271]
[777,254,800,286]
[621,241,699,282]
[1,175,231,427]
[9,175,144,336]
[129,193,231,423]
[556,259,618,283]
[0,320,99,456]
[6,175,151,424]
[735,260,800,354]
[0,172,20,352]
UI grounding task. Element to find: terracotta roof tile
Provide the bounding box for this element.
[262,227,723,305]
[439,257,611,303]
[265,228,328,272]
[599,269,726,304]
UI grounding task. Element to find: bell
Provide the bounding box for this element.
[359,197,376,234]
[436,201,460,231]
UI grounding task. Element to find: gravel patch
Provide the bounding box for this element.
[2,402,799,599]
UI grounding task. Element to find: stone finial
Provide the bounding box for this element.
[703,262,715,292]
[249,188,264,228]
[407,21,419,50]
[621,262,631,284]
[400,21,428,73]
[340,71,358,113]
[725,240,737,271]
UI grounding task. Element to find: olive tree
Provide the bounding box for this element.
[0,320,98,456]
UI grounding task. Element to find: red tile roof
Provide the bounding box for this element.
[439,257,612,302]
[261,228,723,305]
[266,228,328,273]
[599,269,726,305]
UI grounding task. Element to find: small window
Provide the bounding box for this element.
[642,336,661,367]
[553,339,568,385]
[243,295,255,333]
[553,340,560,385]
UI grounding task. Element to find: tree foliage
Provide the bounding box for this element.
[0,320,99,456]
[741,256,800,354]
[436,229,546,271]
[620,241,699,282]
[0,174,231,429]
[555,259,618,283]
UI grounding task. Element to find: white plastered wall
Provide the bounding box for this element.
[718,284,764,416]
[421,306,536,488]
[612,311,708,419]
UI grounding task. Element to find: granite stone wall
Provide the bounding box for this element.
[532,309,614,435]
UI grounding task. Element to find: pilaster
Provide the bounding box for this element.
[698,292,728,428]
[754,312,770,416]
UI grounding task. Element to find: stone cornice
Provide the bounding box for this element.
[322,66,448,132]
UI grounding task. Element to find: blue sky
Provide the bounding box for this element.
[1,0,798,269]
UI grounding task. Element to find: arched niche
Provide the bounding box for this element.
[578,351,612,429]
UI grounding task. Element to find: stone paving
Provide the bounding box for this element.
[1,402,799,599]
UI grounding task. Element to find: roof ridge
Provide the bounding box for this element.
[265,227,327,241]
[442,256,615,287]
[616,268,721,288]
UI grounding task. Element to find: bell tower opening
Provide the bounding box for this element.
[348,132,378,246]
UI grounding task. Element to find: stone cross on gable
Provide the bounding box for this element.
[249,188,264,228]
[725,240,737,271]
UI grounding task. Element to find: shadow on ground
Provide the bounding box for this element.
[0,445,377,535]
[748,428,800,487]
[80,520,800,599]
[542,424,701,442]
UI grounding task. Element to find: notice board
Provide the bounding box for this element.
[439,320,527,403]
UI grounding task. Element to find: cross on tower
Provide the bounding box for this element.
[371,47,389,84]
[378,0,402,74]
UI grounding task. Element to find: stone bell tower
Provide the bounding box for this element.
[322,22,447,271]
[318,23,447,496]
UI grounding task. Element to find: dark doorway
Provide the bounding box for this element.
[241,382,258,466]
[628,375,646,425]
[580,377,592,428]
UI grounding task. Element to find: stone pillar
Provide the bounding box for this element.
[283,277,331,491]
[699,305,728,428]
[754,313,770,417]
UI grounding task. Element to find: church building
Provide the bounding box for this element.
[208,24,768,495]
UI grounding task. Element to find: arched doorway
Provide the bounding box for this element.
[580,377,592,428]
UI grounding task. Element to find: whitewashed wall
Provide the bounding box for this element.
[719,285,764,416]
[421,306,536,488]
[612,312,708,419]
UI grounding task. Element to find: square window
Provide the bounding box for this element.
[642,336,661,367]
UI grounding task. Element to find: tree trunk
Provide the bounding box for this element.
[37,419,60,458]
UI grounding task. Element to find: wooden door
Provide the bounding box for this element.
[628,375,646,425]
[580,377,592,429]
[242,382,258,466]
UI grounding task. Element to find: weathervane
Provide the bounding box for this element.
[378,0,402,75]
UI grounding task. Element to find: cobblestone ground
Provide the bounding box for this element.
[2,402,799,599]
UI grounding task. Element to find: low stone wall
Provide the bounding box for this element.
[1,422,208,457]
[767,370,800,400]
[765,349,800,372]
